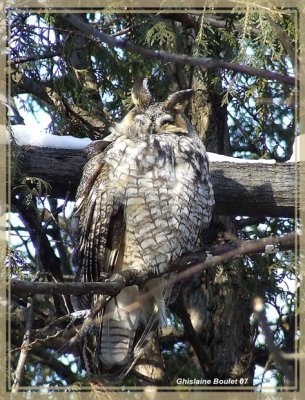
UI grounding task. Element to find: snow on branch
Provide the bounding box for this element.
[9,125,299,217]
[10,124,91,149]
[12,142,298,218]
[62,14,295,86]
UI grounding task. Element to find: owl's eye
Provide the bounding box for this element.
[159,116,175,126]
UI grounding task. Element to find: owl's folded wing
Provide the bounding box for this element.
[72,152,126,283]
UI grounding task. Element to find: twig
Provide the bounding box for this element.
[63,14,295,86]
[10,50,64,66]
[111,26,132,37]
[56,295,110,356]
[11,297,33,392]
[9,45,88,66]
[259,355,274,390]
[253,297,294,385]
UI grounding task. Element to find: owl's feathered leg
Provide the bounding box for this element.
[99,285,141,369]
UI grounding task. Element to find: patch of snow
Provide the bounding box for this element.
[288,135,303,162]
[9,124,92,149]
[207,152,276,164]
[5,123,302,162]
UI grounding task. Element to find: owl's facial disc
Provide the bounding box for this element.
[123,101,189,136]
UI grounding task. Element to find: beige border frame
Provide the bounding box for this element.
[1,0,304,398]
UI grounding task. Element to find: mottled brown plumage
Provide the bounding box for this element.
[72,78,214,376]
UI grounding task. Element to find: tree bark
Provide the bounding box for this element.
[12,144,299,218]
[188,71,252,383]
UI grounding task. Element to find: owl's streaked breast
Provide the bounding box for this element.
[101,132,213,275]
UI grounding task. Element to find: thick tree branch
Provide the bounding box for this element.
[13,144,299,217]
[10,49,65,66]
[11,72,53,105]
[10,231,296,298]
[62,99,107,132]
[63,14,295,86]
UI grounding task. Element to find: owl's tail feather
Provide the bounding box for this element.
[99,286,140,369]
[116,298,162,380]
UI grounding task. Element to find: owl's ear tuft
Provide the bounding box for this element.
[164,89,194,111]
[131,76,152,109]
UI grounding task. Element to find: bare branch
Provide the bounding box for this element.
[10,50,64,66]
[253,298,294,385]
[10,231,296,298]
[111,26,133,37]
[11,298,33,392]
[62,99,107,132]
[57,295,110,358]
[9,45,88,66]
[62,14,295,86]
[11,72,53,105]
[11,275,126,297]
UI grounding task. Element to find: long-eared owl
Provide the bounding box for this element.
[72,77,214,376]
